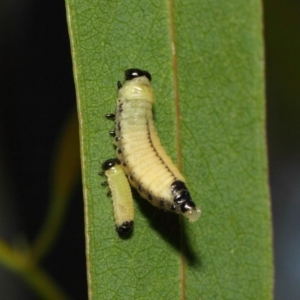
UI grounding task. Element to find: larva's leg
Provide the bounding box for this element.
[103,112,116,137]
[105,113,115,120]
[106,114,116,137]
[117,81,122,89]
[109,130,116,137]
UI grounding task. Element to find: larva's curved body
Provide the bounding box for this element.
[112,69,200,222]
[102,158,134,236]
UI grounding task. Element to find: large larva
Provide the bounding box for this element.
[107,68,201,222]
[102,158,134,236]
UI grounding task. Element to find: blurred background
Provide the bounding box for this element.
[0,0,299,299]
[0,0,86,299]
[265,1,300,299]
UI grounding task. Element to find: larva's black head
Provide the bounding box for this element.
[102,158,120,171]
[125,68,152,82]
[116,221,134,238]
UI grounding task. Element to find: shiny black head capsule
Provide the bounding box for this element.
[125,68,152,82]
[102,158,120,171]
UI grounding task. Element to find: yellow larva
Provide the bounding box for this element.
[102,158,134,236]
[107,69,201,222]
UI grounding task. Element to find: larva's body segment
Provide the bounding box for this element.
[102,158,134,236]
[111,69,201,222]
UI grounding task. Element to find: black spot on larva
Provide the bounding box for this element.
[119,103,123,113]
[118,122,121,130]
[159,200,165,207]
[106,190,112,197]
[148,193,153,201]
[109,130,115,136]
[115,136,121,142]
[138,185,143,192]
[116,221,134,237]
[117,148,122,154]
[123,162,127,167]
[130,175,134,181]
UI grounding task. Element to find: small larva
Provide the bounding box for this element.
[102,158,134,237]
[107,68,201,222]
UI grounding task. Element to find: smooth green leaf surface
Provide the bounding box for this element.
[66,0,273,299]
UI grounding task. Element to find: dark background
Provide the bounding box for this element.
[0,0,86,299]
[0,0,299,299]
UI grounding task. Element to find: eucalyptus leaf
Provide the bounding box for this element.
[66,0,273,299]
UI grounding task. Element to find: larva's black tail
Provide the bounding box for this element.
[116,221,134,238]
[171,180,195,212]
[171,180,201,221]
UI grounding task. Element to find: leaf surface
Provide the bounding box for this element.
[66,0,273,299]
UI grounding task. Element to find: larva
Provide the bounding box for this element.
[107,68,201,222]
[102,158,134,236]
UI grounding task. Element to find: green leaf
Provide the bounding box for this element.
[65,0,273,299]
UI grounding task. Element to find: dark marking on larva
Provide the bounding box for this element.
[123,162,127,167]
[118,103,123,113]
[109,130,115,136]
[106,190,112,197]
[101,181,108,187]
[130,175,134,181]
[138,185,143,192]
[117,148,122,154]
[171,180,186,193]
[115,136,121,142]
[145,121,177,181]
[148,193,153,201]
[118,122,121,130]
[171,180,197,213]
[159,200,165,207]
